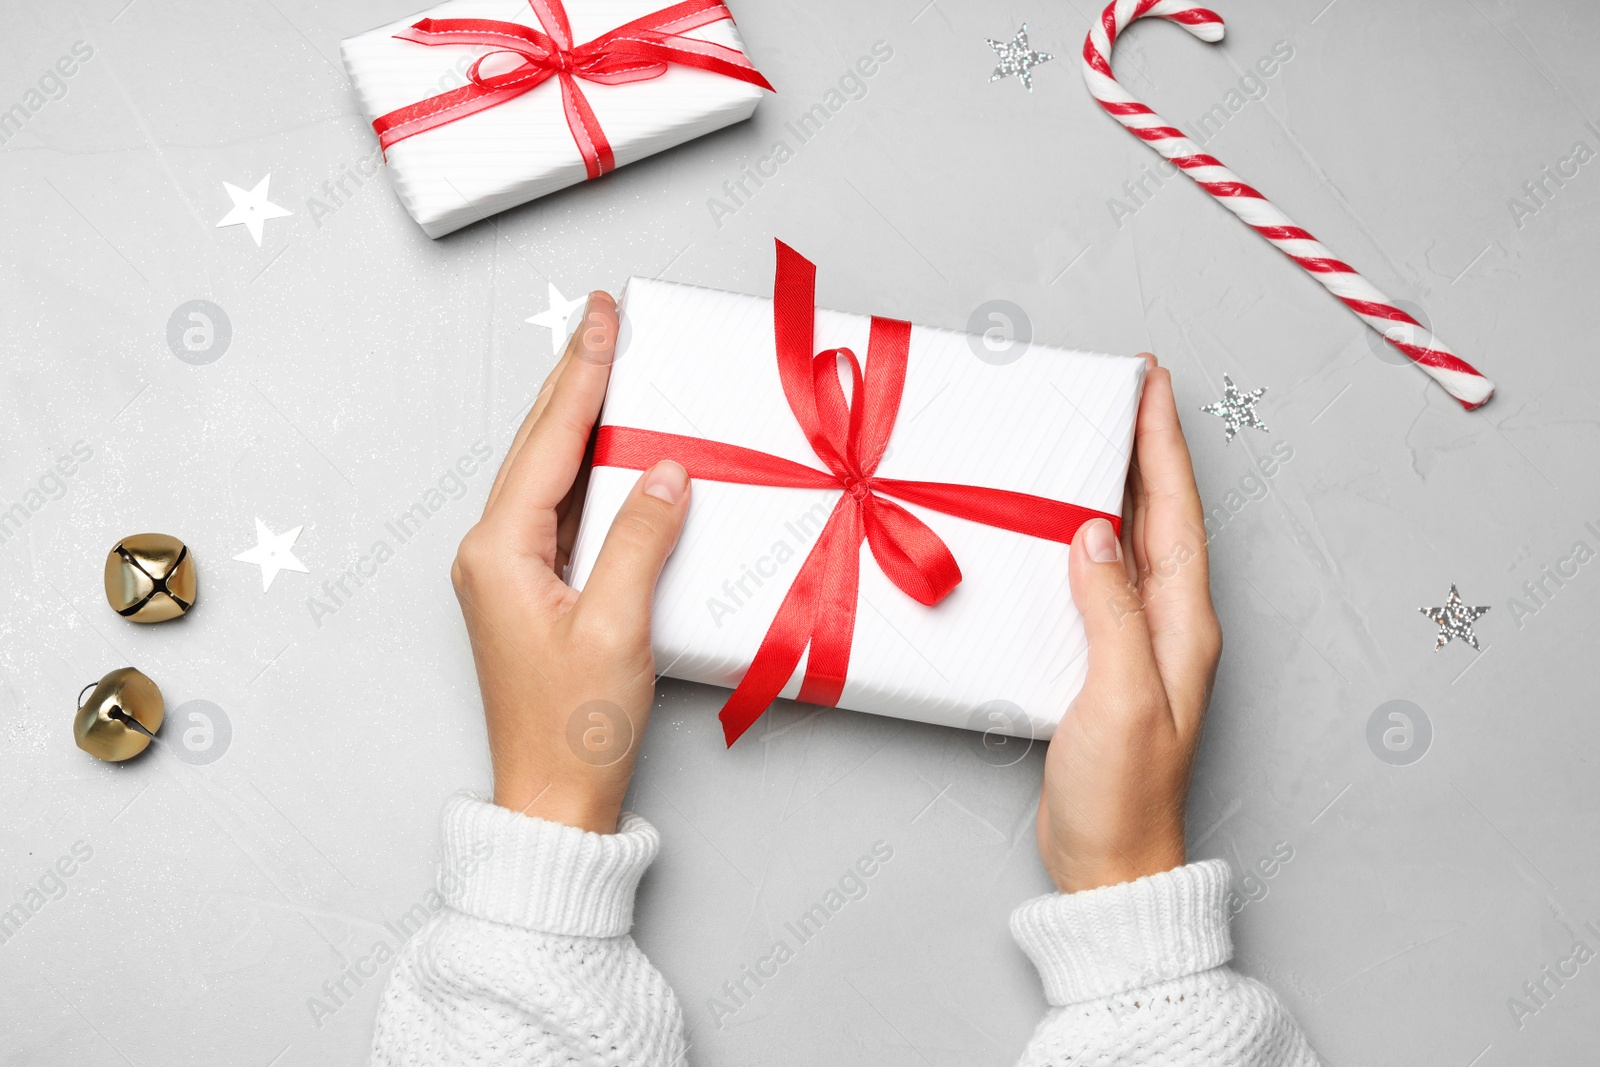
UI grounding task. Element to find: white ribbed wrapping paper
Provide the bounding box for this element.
[566,277,1146,739]
[340,0,765,238]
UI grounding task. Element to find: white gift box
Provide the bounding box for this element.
[566,272,1146,741]
[340,0,768,238]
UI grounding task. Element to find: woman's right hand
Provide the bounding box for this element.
[1035,356,1223,894]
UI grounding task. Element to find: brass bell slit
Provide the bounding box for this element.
[74,668,165,761]
[104,534,198,623]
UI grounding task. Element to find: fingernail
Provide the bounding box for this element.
[1082,518,1121,563]
[642,460,687,504]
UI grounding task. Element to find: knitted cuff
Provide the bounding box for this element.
[1010,859,1233,1006]
[438,792,660,938]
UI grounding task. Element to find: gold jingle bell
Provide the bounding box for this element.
[74,667,165,762]
[104,533,197,622]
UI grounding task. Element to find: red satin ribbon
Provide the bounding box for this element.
[371,0,774,179]
[593,241,1122,746]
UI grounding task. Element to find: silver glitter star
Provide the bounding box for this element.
[987,24,1053,92]
[1200,374,1269,443]
[1419,584,1489,652]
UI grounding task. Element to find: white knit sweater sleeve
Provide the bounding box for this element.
[369,793,686,1067]
[1009,859,1321,1066]
[370,797,1315,1066]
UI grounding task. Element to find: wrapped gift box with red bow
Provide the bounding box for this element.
[567,243,1147,746]
[341,0,772,237]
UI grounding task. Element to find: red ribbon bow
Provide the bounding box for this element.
[594,242,1123,746]
[371,0,773,179]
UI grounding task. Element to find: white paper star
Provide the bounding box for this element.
[233,519,308,591]
[525,281,588,344]
[215,175,293,247]
[987,24,1053,92]
[1420,584,1489,652]
[1200,374,1269,443]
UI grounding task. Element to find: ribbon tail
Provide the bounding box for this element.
[718,500,854,745]
[794,502,863,707]
[717,537,822,746]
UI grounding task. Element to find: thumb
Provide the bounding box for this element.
[578,461,691,633]
[1068,517,1161,696]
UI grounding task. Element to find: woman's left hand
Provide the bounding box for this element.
[450,292,691,834]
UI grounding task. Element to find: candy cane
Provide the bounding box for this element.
[1082,0,1494,410]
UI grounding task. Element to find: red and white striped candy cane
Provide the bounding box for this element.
[1082,0,1494,410]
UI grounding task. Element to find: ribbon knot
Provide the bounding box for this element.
[371,0,773,181]
[593,241,1122,746]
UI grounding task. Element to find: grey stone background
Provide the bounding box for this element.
[2,0,1597,1063]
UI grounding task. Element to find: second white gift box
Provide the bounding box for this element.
[567,243,1146,745]
[341,0,772,238]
